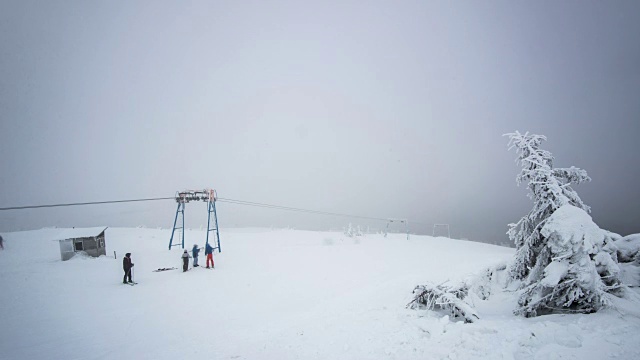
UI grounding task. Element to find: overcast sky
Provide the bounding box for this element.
[1,0,639,244]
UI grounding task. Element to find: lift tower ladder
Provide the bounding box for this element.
[168,189,221,252]
[206,190,221,252]
[169,200,186,249]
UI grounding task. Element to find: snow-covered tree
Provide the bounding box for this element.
[516,205,621,316]
[505,131,621,316]
[505,131,591,281]
[344,223,362,237]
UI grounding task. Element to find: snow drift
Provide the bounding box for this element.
[1,227,639,359]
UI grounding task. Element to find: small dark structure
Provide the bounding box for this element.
[57,227,108,261]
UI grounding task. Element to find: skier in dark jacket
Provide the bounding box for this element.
[192,244,201,267]
[205,242,215,269]
[0,234,4,250]
[181,250,190,272]
[123,253,134,283]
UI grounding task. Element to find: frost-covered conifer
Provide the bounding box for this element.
[505,131,591,280]
[344,223,363,237]
[505,131,621,316]
[345,223,356,237]
[516,205,621,316]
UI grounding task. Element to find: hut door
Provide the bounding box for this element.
[74,241,84,251]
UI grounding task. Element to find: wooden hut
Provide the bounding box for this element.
[56,227,108,261]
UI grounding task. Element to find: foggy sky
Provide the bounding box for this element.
[1,0,639,244]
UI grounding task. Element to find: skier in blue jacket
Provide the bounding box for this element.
[192,244,201,267]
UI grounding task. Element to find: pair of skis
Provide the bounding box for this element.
[153,267,177,272]
[184,267,214,271]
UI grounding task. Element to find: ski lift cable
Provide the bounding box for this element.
[0,197,175,211]
[217,197,390,222]
[218,197,430,226]
[0,195,429,227]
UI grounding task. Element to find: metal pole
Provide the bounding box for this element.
[213,200,221,252]
[169,202,181,249]
[180,203,185,249]
[205,201,212,247]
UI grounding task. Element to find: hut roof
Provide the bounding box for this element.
[50,227,108,241]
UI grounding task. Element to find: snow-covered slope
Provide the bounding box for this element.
[0,227,639,359]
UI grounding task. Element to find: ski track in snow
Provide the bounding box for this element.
[0,227,639,359]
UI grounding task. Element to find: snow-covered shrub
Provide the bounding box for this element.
[407,263,507,322]
[468,262,508,301]
[407,282,479,323]
[505,131,622,317]
[613,234,640,263]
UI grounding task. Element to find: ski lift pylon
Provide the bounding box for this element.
[384,218,410,240]
[168,188,221,252]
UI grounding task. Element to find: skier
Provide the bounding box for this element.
[181,250,191,272]
[123,253,134,284]
[0,234,4,250]
[192,244,201,267]
[205,242,215,269]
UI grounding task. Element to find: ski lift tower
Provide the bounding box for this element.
[384,218,410,240]
[168,189,221,252]
[432,224,451,238]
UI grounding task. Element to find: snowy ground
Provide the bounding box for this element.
[1,227,639,359]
